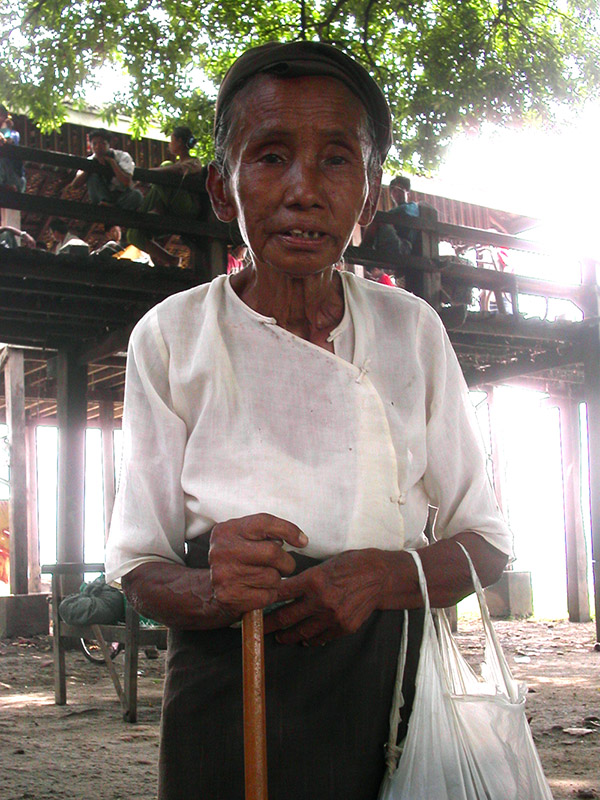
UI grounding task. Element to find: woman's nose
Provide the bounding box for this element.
[282,158,324,208]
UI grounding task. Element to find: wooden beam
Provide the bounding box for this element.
[26,423,41,594]
[447,314,586,343]
[78,325,134,365]
[56,350,87,591]
[0,186,229,240]
[100,401,116,544]
[0,143,206,191]
[0,247,198,293]
[464,346,584,388]
[558,400,591,622]
[581,259,600,643]
[5,348,28,595]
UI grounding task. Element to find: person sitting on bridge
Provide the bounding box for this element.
[49,218,89,255]
[0,106,26,192]
[91,222,125,257]
[127,125,204,267]
[360,175,420,262]
[68,129,142,211]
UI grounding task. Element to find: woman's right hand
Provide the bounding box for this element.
[208,513,308,618]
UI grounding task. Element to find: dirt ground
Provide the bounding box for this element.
[1,618,599,800]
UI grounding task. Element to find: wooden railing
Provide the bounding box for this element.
[1,144,598,316]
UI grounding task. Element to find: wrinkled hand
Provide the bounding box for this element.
[208,513,308,620]
[263,548,391,646]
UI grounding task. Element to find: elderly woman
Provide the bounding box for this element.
[106,42,511,800]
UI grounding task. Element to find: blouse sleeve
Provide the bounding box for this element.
[419,305,513,556]
[104,307,189,583]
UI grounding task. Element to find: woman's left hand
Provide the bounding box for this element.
[262,548,392,646]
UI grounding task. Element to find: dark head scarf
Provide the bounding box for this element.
[214,41,392,161]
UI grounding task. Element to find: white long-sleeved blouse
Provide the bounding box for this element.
[105,272,512,583]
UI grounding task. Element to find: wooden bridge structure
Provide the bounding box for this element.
[0,140,598,642]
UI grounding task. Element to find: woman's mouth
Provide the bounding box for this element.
[283,229,325,240]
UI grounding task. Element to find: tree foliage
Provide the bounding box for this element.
[1,0,599,169]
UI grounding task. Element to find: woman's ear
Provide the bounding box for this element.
[206,162,237,223]
[358,167,382,227]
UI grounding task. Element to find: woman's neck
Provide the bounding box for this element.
[231,265,345,348]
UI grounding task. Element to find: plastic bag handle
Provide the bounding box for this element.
[454,540,519,702]
[383,551,436,775]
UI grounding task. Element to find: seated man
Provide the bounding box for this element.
[68,129,142,210]
[0,106,26,192]
[360,175,419,261]
[49,218,89,255]
[388,175,420,249]
[91,223,124,256]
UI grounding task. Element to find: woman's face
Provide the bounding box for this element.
[207,75,381,279]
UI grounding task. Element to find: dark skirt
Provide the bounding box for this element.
[158,536,423,800]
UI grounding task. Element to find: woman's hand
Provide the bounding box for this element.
[262,533,508,646]
[208,513,308,619]
[263,548,394,646]
[122,513,308,630]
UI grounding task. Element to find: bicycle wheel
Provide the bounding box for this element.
[79,637,124,664]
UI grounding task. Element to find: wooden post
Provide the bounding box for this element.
[558,400,591,622]
[26,423,41,593]
[486,385,507,517]
[100,401,115,543]
[242,609,268,800]
[404,205,441,309]
[5,348,28,595]
[56,350,87,593]
[581,258,600,643]
[0,207,21,230]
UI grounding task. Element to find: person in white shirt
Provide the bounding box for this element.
[106,41,511,800]
[68,128,142,210]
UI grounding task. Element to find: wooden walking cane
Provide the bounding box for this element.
[242,609,268,800]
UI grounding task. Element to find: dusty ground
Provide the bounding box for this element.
[0,618,599,800]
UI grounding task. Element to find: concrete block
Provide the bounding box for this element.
[0,593,50,637]
[484,571,533,619]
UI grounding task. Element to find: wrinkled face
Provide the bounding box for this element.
[90,136,109,157]
[207,75,381,278]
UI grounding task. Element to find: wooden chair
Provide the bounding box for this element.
[43,562,168,722]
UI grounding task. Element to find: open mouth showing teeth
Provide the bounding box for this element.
[286,229,324,240]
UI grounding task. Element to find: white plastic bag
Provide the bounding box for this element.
[379,545,554,800]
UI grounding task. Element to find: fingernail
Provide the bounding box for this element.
[299,532,309,546]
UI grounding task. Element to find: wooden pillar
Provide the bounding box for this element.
[5,348,28,595]
[56,351,87,586]
[581,258,600,643]
[26,424,41,593]
[100,401,115,543]
[486,385,507,517]
[0,207,21,230]
[559,400,591,622]
[404,205,441,309]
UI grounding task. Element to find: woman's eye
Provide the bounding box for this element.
[260,152,283,164]
[327,155,348,166]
